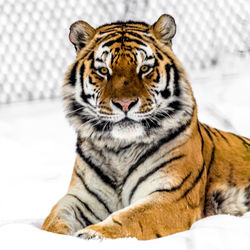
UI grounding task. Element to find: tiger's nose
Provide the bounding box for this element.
[111,98,138,112]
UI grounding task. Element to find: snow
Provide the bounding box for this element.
[0,54,250,249]
[1,213,250,250]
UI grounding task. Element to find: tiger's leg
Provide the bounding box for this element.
[42,159,113,235]
[41,193,102,235]
[75,192,204,240]
[204,185,250,217]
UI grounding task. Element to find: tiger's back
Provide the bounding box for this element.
[42,14,250,240]
[199,124,250,216]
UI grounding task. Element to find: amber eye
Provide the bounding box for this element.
[98,67,109,75]
[140,65,150,73]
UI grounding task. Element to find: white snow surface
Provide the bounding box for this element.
[0,54,250,249]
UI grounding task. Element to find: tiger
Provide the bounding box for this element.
[41,14,250,240]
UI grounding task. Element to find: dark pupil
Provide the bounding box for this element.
[101,68,107,74]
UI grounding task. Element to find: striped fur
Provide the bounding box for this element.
[42,14,250,240]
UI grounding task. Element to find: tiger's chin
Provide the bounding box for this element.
[110,122,145,142]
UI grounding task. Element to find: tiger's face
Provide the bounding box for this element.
[63,15,195,143]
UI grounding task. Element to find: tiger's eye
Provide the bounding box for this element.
[140,65,150,73]
[99,67,109,75]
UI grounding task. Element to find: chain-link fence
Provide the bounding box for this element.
[1,0,250,104]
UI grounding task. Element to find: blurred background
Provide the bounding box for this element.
[1,0,250,103]
[0,0,249,225]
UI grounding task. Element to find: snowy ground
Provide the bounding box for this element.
[0,54,249,249]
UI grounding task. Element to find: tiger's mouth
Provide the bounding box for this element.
[111,117,146,141]
[115,117,138,127]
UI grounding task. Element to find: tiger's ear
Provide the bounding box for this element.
[69,20,96,53]
[152,14,176,46]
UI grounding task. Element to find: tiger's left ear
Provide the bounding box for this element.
[152,14,176,46]
[69,20,96,53]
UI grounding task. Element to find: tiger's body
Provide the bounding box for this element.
[42,15,250,240]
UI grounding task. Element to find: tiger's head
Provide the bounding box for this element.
[63,14,195,144]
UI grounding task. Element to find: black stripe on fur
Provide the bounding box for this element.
[76,142,116,190]
[128,154,185,203]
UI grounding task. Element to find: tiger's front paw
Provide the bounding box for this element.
[74,227,103,240]
[74,218,123,240]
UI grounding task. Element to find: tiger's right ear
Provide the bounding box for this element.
[69,21,96,53]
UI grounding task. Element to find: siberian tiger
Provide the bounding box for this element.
[42,14,250,240]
